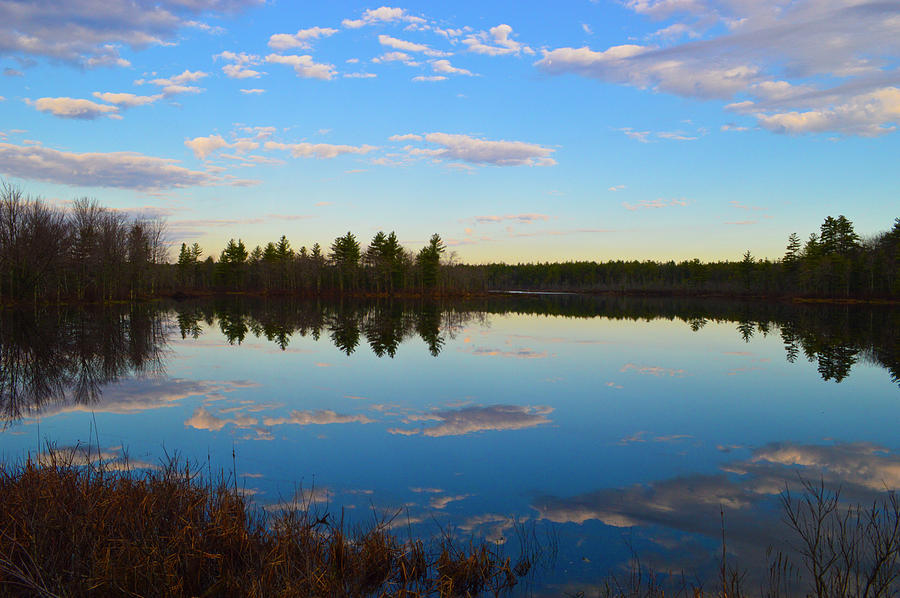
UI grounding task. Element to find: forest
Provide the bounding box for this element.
[0,181,897,303]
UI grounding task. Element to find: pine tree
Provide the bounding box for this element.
[417,233,445,290]
[330,232,360,292]
[784,233,801,263]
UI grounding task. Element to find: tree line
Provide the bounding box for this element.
[458,215,899,298]
[174,215,899,300]
[175,230,447,296]
[1,182,896,302]
[0,182,166,303]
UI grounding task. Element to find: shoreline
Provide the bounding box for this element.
[2,287,895,308]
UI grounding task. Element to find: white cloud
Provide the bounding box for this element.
[389,133,422,141]
[412,75,446,82]
[536,1,900,136]
[407,132,556,166]
[372,51,419,66]
[0,141,254,190]
[223,63,262,78]
[184,134,262,160]
[238,126,277,139]
[343,72,377,79]
[147,69,208,86]
[582,23,593,35]
[755,87,900,137]
[431,59,474,76]
[619,126,703,142]
[185,134,228,159]
[608,184,626,191]
[622,198,690,211]
[624,0,706,20]
[26,97,119,119]
[268,26,338,50]
[472,213,550,223]
[162,84,203,95]
[215,51,264,79]
[0,0,262,68]
[138,70,209,95]
[463,24,533,56]
[240,88,265,94]
[92,92,163,107]
[378,35,447,57]
[263,141,378,159]
[434,27,464,39]
[342,6,426,29]
[265,54,336,80]
[537,45,757,100]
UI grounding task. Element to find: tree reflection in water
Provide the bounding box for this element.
[1,295,896,424]
[0,304,167,424]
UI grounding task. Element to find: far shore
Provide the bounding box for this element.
[2,287,895,309]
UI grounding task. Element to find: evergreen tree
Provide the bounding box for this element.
[218,238,248,288]
[275,235,292,261]
[833,215,860,255]
[330,232,360,292]
[262,242,278,263]
[417,233,445,290]
[784,233,801,264]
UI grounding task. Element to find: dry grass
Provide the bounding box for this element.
[0,450,532,597]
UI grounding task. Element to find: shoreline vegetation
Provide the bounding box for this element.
[0,449,545,597]
[2,453,899,597]
[0,182,896,307]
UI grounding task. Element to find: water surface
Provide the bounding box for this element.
[1,296,897,594]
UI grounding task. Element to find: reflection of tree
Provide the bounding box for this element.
[181,295,897,385]
[362,302,405,358]
[416,303,444,357]
[5,295,890,425]
[218,306,248,345]
[815,344,858,382]
[175,298,460,359]
[781,324,800,363]
[736,320,755,343]
[0,305,167,424]
[329,311,360,356]
[176,308,203,339]
[439,293,898,386]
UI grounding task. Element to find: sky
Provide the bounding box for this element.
[0,0,898,263]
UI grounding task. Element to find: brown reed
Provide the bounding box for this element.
[0,449,529,597]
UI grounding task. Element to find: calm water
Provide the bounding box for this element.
[1,295,898,595]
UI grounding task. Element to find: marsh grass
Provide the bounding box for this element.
[0,449,537,597]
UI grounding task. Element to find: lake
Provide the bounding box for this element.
[1,295,898,595]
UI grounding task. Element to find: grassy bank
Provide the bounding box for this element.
[0,452,535,597]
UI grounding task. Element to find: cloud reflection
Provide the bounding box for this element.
[534,442,900,551]
[391,404,553,437]
[263,409,374,426]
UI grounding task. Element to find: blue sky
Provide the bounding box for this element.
[1,0,898,262]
